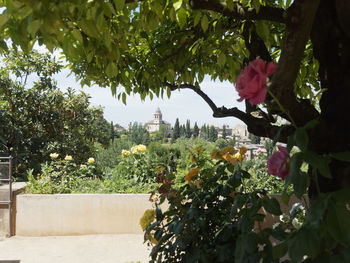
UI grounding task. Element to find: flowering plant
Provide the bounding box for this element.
[142,146,283,262]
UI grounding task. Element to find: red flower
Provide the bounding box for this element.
[236,59,276,105]
[267,146,290,180]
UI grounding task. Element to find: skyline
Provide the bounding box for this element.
[54,67,246,129]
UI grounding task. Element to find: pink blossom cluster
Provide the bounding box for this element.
[235,59,276,105]
[267,146,290,180]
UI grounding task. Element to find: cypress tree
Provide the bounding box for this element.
[171,118,180,142]
[193,122,199,138]
[185,119,192,138]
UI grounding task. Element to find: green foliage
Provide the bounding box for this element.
[0,50,110,179]
[115,144,156,184]
[26,155,99,194]
[215,138,228,149]
[95,138,132,169]
[208,125,218,142]
[243,153,285,194]
[128,122,148,145]
[144,147,282,263]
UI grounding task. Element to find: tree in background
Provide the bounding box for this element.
[208,126,218,142]
[193,122,199,138]
[152,124,167,142]
[248,133,261,144]
[0,50,110,179]
[128,122,147,145]
[222,125,227,140]
[171,118,180,143]
[185,119,191,138]
[179,124,186,138]
[110,121,115,142]
[199,124,207,140]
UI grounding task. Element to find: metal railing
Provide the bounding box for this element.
[0,156,13,236]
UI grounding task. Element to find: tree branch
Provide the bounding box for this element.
[189,0,286,24]
[269,0,320,126]
[164,82,294,142]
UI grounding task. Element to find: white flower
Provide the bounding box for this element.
[80,164,87,170]
[88,158,95,164]
[292,218,302,229]
[64,155,72,161]
[50,153,59,159]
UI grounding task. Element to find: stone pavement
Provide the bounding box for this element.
[0,234,151,263]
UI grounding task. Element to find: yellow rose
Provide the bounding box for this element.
[64,155,72,161]
[140,209,156,231]
[185,168,200,182]
[210,148,222,160]
[131,146,138,154]
[222,153,238,165]
[235,147,247,162]
[221,146,236,155]
[122,150,131,156]
[50,153,59,159]
[137,144,147,153]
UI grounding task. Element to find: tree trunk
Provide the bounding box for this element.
[309,0,350,199]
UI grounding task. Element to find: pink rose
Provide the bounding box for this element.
[267,146,290,180]
[236,59,276,105]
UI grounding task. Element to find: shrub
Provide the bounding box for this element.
[142,146,283,262]
[26,154,99,194]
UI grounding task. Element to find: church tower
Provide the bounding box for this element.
[154,107,162,123]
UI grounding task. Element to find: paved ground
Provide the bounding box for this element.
[0,234,151,263]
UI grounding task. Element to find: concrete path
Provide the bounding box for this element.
[0,234,151,263]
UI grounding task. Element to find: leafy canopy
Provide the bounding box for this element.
[0,0,318,106]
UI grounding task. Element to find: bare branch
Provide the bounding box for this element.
[189,0,286,23]
[164,82,294,142]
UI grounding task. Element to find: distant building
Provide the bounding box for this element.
[146,107,171,134]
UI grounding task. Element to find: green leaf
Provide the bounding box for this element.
[122,93,126,104]
[113,0,125,11]
[193,12,201,27]
[106,62,118,78]
[326,200,350,246]
[173,0,182,11]
[306,194,328,227]
[72,29,83,43]
[285,152,303,191]
[303,150,331,178]
[330,151,350,162]
[262,196,282,215]
[288,227,321,262]
[0,13,8,28]
[252,0,261,13]
[217,52,226,66]
[201,14,209,32]
[176,7,187,29]
[272,241,288,259]
[78,19,100,38]
[295,128,308,151]
[293,171,308,198]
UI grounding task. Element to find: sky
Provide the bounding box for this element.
[54,67,246,129]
